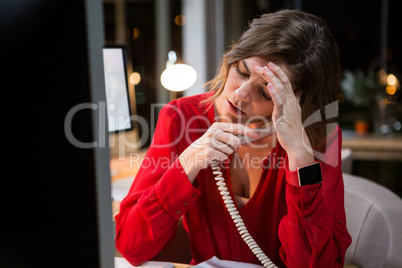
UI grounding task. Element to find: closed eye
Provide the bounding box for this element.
[259,86,271,101]
[235,66,249,78]
[235,60,271,101]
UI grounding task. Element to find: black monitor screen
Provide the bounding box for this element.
[102,46,133,133]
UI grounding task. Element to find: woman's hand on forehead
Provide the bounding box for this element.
[254,61,313,169]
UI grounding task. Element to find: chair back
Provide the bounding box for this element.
[343,173,402,268]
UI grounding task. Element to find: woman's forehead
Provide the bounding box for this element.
[239,57,296,83]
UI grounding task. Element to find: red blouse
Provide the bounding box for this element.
[115,92,352,268]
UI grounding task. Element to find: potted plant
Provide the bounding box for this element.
[340,68,382,135]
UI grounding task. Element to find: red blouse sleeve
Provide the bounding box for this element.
[278,126,352,267]
[114,103,201,266]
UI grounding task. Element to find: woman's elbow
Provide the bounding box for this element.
[115,236,149,266]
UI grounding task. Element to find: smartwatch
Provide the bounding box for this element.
[297,162,322,186]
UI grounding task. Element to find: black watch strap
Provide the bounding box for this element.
[297,162,323,186]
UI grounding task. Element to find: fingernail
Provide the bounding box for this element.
[255,66,262,72]
[263,66,269,72]
[268,62,276,68]
[235,139,240,149]
[249,131,260,138]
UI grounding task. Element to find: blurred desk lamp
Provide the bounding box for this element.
[161,51,197,99]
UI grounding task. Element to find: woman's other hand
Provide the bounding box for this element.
[255,62,314,170]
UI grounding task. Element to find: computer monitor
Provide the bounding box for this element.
[2,1,114,267]
[102,46,133,133]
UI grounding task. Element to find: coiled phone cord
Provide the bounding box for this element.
[211,160,278,268]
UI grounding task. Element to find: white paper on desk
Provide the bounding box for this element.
[114,257,174,268]
[192,256,264,268]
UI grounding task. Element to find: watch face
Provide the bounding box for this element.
[297,162,322,186]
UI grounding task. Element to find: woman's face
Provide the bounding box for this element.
[215,57,295,127]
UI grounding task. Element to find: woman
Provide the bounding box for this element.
[115,9,352,268]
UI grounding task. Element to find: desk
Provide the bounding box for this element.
[342,130,402,161]
[110,150,147,182]
[114,257,192,267]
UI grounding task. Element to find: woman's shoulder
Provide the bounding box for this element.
[173,91,214,107]
[161,91,215,119]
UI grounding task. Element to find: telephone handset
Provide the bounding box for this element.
[236,121,275,145]
[210,122,278,268]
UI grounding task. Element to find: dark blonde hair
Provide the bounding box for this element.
[204,9,340,151]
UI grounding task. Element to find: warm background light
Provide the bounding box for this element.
[132,28,140,39]
[161,64,197,92]
[387,74,397,86]
[385,86,397,95]
[174,15,186,26]
[129,72,141,85]
[385,74,400,95]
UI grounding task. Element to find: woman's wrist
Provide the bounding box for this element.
[287,147,315,171]
[179,152,202,184]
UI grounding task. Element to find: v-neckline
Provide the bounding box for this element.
[225,146,277,212]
